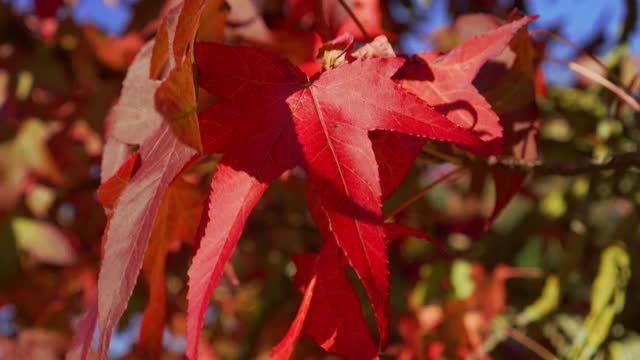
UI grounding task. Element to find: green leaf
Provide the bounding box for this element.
[569,243,631,360]
[517,275,559,325]
[11,217,76,266]
[451,260,475,299]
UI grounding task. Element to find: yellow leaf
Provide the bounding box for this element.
[155,60,202,152]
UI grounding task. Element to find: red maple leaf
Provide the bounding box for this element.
[424,13,542,225]
[186,42,486,358]
[271,184,378,359]
[271,184,447,359]
[273,239,379,360]
[378,15,536,214]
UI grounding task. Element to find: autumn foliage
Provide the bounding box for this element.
[2,0,640,359]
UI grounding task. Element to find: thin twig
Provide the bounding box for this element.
[620,0,638,45]
[385,167,465,221]
[508,327,559,360]
[420,149,640,176]
[567,61,640,112]
[422,146,464,165]
[530,29,609,75]
[532,30,640,110]
[337,0,372,42]
[487,151,640,175]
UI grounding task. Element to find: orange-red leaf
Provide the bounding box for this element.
[154,0,226,152]
[150,18,170,80]
[155,60,202,152]
[96,152,140,211]
[94,123,197,358]
[196,0,227,43]
[138,178,204,357]
[173,0,227,63]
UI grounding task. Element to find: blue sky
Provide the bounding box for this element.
[7,0,135,34]
[528,0,640,84]
[395,0,640,85]
[8,0,640,82]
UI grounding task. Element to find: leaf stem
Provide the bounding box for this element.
[337,0,373,42]
[385,166,465,221]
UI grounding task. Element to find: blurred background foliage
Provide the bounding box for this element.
[1,0,640,359]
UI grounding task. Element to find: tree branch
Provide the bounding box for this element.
[486,151,640,175]
[384,166,465,221]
